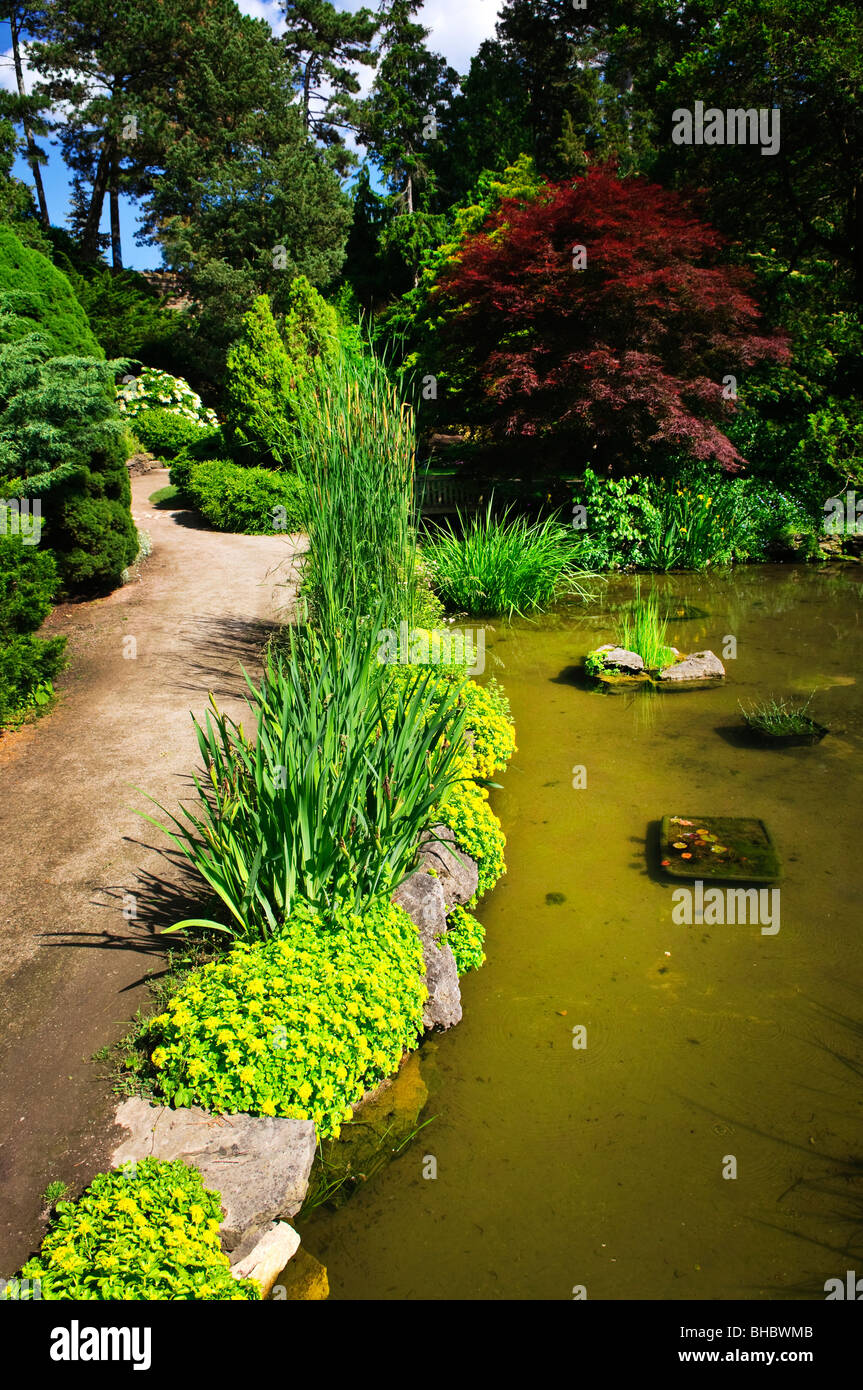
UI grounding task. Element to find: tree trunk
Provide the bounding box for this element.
[302,57,313,129]
[81,145,111,261]
[9,10,49,228]
[109,167,123,270]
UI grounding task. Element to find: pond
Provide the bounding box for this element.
[297,564,863,1300]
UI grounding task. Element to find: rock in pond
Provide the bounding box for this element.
[111,1098,316,1251]
[392,870,462,1031]
[658,650,725,683]
[273,1248,330,1300]
[416,823,479,907]
[595,644,645,673]
[231,1221,300,1297]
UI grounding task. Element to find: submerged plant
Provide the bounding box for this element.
[422,501,594,617]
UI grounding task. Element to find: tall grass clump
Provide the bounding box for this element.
[422,502,594,617]
[617,579,676,669]
[643,481,757,571]
[140,621,470,941]
[294,348,424,640]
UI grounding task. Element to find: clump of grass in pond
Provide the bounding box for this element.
[617,580,676,670]
[422,501,595,617]
[739,693,824,739]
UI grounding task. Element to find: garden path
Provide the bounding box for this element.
[0,469,302,1273]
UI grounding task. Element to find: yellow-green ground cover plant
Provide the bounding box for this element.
[16,1159,258,1301]
[145,897,426,1138]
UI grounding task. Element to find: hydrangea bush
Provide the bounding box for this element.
[116,368,218,427]
[19,1159,258,1301]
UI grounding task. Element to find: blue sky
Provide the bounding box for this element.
[0,1,501,270]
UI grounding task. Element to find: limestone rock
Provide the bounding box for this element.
[111,1098,316,1251]
[595,644,645,673]
[231,1221,300,1298]
[416,824,479,907]
[658,650,725,682]
[392,870,462,1030]
[392,868,448,941]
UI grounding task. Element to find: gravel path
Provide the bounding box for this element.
[0,470,302,1273]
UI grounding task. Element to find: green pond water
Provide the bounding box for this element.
[299,564,863,1300]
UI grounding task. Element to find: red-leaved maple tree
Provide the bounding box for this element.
[431,165,790,472]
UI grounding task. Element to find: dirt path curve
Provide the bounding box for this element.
[0,469,302,1273]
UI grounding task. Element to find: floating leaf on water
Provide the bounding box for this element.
[673,841,687,849]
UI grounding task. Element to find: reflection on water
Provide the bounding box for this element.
[299,565,863,1300]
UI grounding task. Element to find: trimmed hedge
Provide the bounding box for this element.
[187,458,305,534]
[130,409,217,463]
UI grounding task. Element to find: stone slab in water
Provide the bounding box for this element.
[111,1097,316,1251]
[659,815,781,883]
[595,644,645,673]
[658,650,725,683]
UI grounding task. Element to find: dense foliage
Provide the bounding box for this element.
[19,1159,259,1301]
[0,527,66,727]
[0,224,101,358]
[0,314,138,592]
[187,459,305,535]
[144,897,426,1138]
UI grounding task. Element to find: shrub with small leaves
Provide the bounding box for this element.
[436,765,506,901]
[19,1158,259,1301]
[144,897,426,1139]
[188,458,306,534]
[444,905,486,975]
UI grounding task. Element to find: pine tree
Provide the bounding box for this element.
[280,0,378,173]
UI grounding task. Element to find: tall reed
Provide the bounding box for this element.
[617,578,676,669]
[293,349,422,640]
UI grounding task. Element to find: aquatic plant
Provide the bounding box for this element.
[739,693,824,738]
[616,580,676,670]
[294,346,427,637]
[144,897,426,1139]
[422,502,594,617]
[19,1159,258,1301]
